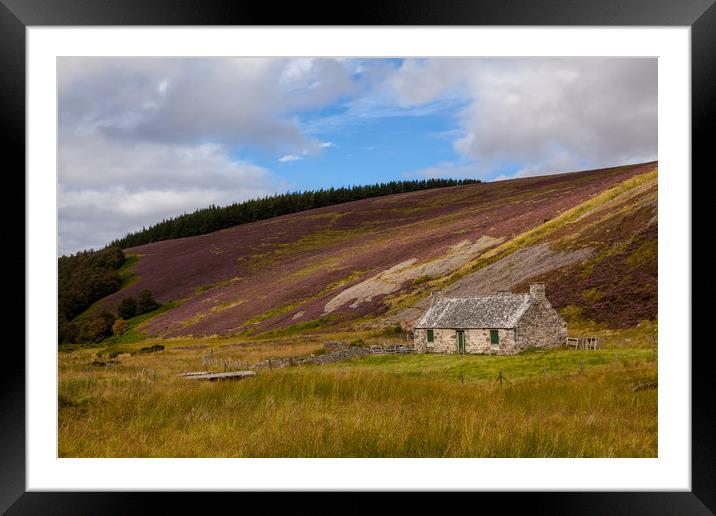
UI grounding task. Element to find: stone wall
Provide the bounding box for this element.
[414,328,429,353]
[514,299,567,350]
[251,342,370,369]
[414,327,517,355]
[465,328,517,355]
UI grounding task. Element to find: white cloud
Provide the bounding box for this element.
[58,57,360,155]
[388,58,470,106]
[278,154,302,163]
[390,58,657,177]
[58,131,289,255]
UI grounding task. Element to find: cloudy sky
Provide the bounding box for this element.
[58,57,657,255]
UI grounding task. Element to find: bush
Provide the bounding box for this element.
[139,344,164,354]
[59,320,79,345]
[112,318,128,336]
[77,311,115,343]
[117,297,137,319]
[136,289,160,314]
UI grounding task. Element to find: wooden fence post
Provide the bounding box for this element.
[495,371,512,388]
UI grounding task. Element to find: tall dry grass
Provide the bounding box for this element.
[59,356,656,458]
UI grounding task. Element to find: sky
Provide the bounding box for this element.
[58,57,657,255]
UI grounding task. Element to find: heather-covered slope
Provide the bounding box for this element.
[390,165,657,329]
[99,161,657,338]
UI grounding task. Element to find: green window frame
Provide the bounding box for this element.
[490,330,500,346]
[427,329,434,343]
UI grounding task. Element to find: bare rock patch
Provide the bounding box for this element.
[323,235,502,313]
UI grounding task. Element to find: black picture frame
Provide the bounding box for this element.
[4,1,710,513]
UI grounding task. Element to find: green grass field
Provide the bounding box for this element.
[58,328,657,458]
[327,347,653,383]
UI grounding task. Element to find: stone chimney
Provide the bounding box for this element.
[497,290,512,296]
[529,283,546,301]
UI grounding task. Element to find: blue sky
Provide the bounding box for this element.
[57,57,657,254]
[251,103,467,190]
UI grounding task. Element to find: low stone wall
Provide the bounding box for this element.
[251,342,370,369]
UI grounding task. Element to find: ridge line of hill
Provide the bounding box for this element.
[107,178,481,250]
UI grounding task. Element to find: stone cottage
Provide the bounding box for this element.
[413,283,566,355]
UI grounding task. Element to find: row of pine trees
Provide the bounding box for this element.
[110,178,480,248]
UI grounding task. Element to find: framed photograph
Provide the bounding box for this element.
[6,0,711,512]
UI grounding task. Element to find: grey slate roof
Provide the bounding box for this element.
[415,294,533,329]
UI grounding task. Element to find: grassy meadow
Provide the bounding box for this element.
[58,323,657,458]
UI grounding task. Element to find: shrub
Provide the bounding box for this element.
[117,297,137,319]
[112,318,128,336]
[77,311,115,343]
[136,289,160,314]
[139,344,164,354]
[59,320,79,345]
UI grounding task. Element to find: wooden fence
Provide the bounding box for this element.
[565,337,600,350]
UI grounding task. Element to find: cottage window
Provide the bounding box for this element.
[427,329,434,345]
[490,330,500,347]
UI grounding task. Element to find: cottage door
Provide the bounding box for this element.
[456,330,465,354]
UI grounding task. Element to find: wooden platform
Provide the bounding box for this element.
[179,370,256,381]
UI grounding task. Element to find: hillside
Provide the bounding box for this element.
[109,178,480,248]
[94,161,657,339]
